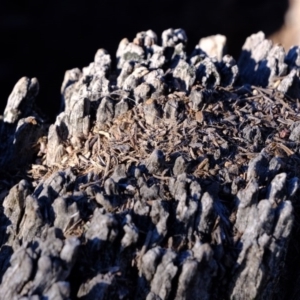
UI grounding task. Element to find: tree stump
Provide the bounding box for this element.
[0,29,300,300]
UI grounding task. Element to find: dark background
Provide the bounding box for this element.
[0,0,289,118]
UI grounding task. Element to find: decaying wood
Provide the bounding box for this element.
[1,29,300,300]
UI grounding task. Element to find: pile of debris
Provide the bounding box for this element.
[0,29,300,299]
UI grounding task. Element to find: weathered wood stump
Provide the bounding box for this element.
[0,29,300,299]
